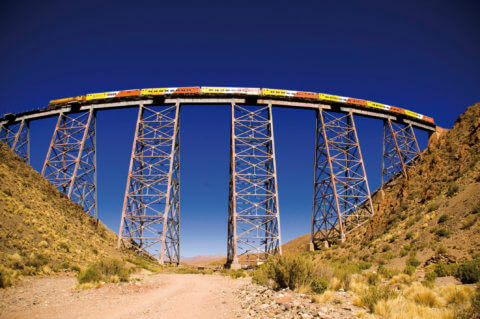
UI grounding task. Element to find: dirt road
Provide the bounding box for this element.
[0,273,248,319]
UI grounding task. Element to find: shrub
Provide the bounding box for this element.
[252,254,315,290]
[367,273,379,286]
[434,263,458,277]
[378,265,399,279]
[311,278,328,294]
[457,259,480,284]
[438,214,449,223]
[461,215,477,230]
[433,228,450,238]
[447,182,459,197]
[0,266,15,288]
[382,245,391,252]
[406,253,421,268]
[405,232,414,240]
[427,202,440,212]
[357,261,372,270]
[228,269,246,279]
[78,258,130,284]
[358,285,398,311]
[403,265,416,276]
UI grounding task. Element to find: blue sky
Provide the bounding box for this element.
[1,0,479,257]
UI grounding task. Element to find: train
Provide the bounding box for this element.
[48,86,434,124]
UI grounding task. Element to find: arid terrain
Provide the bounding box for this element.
[0,273,247,319]
[1,103,479,319]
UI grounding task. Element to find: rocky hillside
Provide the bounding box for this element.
[285,103,480,269]
[0,142,135,285]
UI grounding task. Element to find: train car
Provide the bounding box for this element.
[422,116,434,124]
[346,98,367,107]
[140,88,172,95]
[48,96,86,107]
[116,89,141,97]
[366,101,385,110]
[389,106,405,115]
[262,88,318,100]
[318,93,348,103]
[201,87,261,96]
[172,87,201,94]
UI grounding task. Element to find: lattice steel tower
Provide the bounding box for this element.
[381,119,421,185]
[118,103,180,264]
[42,109,97,218]
[227,102,281,268]
[1,119,30,163]
[311,110,374,246]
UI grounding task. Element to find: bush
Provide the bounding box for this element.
[447,182,459,197]
[433,228,450,238]
[403,265,416,276]
[78,258,130,284]
[406,253,421,268]
[457,259,480,284]
[0,266,15,288]
[434,263,458,277]
[311,278,328,294]
[358,285,398,311]
[378,265,399,279]
[461,215,477,230]
[438,214,449,223]
[405,232,414,240]
[252,254,315,290]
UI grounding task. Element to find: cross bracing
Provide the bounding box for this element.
[381,119,421,185]
[41,109,97,218]
[118,104,180,264]
[227,103,281,267]
[0,119,30,163]
[312,110,374,246]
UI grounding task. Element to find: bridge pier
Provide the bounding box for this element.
[227,102,281,268]
[0,119,30,163]
[381,119,421,185]
[311,110,374,247]
[118,103,180,265]
[42,109,97,218]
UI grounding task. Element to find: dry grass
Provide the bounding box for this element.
[311,290,341,304]
[374,297,454,319]
[389,274,414,285]
[436,284,474,305]
[404,282,446,307]
[0,142,157,287]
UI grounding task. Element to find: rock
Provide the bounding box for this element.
[276,296,292,305]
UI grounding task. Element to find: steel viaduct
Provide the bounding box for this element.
[0,87,438,269]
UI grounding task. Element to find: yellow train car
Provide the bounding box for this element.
[366,101,385,110]
[404,109,418,119]
[49,96,85,105]
[140,88,170,95]
[86,92,109,101]
[262,88,288,97]
[318,93,348,103]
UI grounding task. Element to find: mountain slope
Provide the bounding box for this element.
[0,142,134,284]
[284,103,480,269]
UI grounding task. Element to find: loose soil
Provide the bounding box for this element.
[0,273,248,319]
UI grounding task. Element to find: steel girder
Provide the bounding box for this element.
[381,119,421,185]
[227,103,281,267]
[42,109,97,218]
[311,110,374,246]
[0,119,30,163]
[118,104,180,264]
